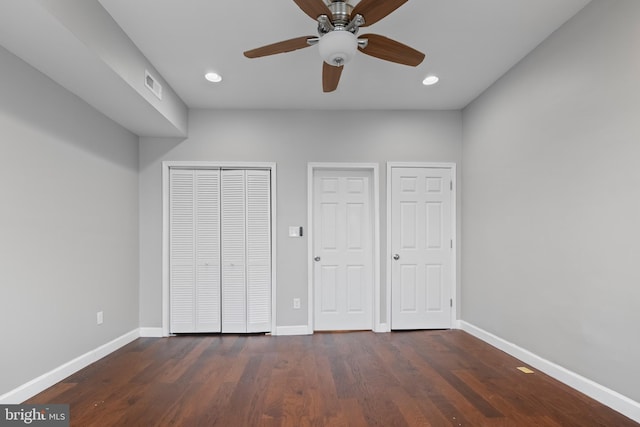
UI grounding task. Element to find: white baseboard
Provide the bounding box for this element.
[139,327,164,337]
[0,329,140,405]
[275,325,390,335]
[458,321,640,423]
[273,325,312,336]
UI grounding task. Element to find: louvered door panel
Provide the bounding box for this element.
[246,170,271,332]
[169,170,196,332]
[195,170,221,332]
[221,170,247,333]
[170,167,272,334]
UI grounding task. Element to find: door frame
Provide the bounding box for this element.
[307,163,381,333]
[161,161,277,337]
[386,162,457,329]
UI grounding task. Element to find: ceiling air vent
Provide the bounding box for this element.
[144,70,162,100]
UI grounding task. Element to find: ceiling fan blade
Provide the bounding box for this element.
[244,36,316,58]
[358,34,425,66]
[323,62,343,92]
[352,0,408,27]
[292,0,332,21]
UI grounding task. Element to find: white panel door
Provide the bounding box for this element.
[169,169,221,333]
[391,167,453,329]
[313,170,373,330]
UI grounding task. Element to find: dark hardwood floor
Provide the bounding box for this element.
[27,330,637,426]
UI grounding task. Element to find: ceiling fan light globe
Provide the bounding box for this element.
[318,30,357,66]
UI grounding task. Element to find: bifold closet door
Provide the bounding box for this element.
[221,169,271,333]
[169,169,221,333]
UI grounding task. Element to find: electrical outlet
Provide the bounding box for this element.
[97,311,103,325]
[293,298,301,309]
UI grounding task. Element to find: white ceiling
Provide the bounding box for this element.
[0,0,591,136]
[98,0,590,110]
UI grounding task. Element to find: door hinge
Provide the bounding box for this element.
[450,180,453,191]
[450,298,453,307]
[450,239,453,249]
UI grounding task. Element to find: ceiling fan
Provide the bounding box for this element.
[243,0,425,92]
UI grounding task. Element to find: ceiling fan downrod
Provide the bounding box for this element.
[327,0,352,27]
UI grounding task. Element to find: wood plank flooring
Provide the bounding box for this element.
[26,330,638,426]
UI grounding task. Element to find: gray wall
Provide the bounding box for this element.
[0,46,139,396]
[139,109,462,328]
[36,0,188,136]
[462,0,640,402]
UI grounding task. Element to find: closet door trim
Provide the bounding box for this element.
[162,161,277,337]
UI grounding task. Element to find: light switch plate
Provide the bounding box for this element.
[288,226,303,237]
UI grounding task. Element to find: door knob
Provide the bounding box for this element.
[314,256,321,262]
[393,254,400,260]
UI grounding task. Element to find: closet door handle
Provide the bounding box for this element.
[314,256,321,262]
[393,254,400,260]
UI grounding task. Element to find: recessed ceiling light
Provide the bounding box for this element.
[422,75,439,86]
[205,72,222,83]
